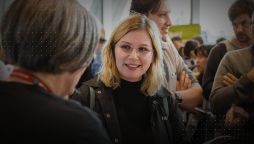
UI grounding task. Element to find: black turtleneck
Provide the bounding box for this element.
[113,79,154,144]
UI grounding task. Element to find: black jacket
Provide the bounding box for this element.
[0,81,112,144]
[71,78,188,144]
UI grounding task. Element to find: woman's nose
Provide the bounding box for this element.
[128,49,139,59]
[166,15,172,27]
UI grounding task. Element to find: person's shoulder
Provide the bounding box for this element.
[210,42,227,53]
[53,101,111,143]
[229,46,252,54]
[81,77,100,88]
[67,101,99,123]
[77,77,100,93]
[224,46,252,59]
[54,98,102,129]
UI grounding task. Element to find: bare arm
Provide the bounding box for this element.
[165,41,203,111]
[177,84,203,111]
[176,56,203,111]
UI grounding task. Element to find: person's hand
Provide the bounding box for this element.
[223,73,238,86]
[176,71,191,91]
[225,104,249,128]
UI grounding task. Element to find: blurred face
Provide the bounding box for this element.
[232,14,252,44]
[148,1,172,40]
[172,40,184,50]
[114,29,154,82]
[195,53,207,73]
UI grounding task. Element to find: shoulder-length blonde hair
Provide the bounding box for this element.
[99,15,164,96]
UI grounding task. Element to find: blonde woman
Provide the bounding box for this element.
[72,15,188,144]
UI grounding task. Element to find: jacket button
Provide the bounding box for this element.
[105,113,111,118]
[114,138,119,143]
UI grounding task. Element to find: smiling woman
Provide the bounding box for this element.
[71,15,189,144]
[100,15,163,96]
[114,29,154,82]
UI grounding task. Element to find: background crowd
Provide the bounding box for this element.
[0,0,254,144]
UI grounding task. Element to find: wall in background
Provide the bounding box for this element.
[200,0,235,43]
[0,0,236,44]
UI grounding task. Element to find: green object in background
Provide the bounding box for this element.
[169,24,201,40]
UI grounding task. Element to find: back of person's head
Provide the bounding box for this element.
[183,40,198,58]
[194,45,213,57]
[171,36,182,42]
[130,0,164,15]
[192,35,204,46]
[0,0,99,74]
[216,37,226,44]
[100,15,164,96]
[228,0,254,22]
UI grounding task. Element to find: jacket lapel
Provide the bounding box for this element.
[97,84,122,144]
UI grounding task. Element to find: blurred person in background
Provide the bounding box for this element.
[91,28,107,76]
[171,36,185,57]
[202,0,254,101]
[216,37,226,44]
[194,45,213,85]
[210,10,254,143]
[76,28,107,88]
[130,0,202,112]
[183,40,199,71]
[192,35,204,47]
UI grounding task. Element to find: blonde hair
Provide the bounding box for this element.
[99,15,164,96]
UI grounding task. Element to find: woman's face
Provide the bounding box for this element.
[114,29,154,82]
[196,53,208,73]
[148,1,172,40]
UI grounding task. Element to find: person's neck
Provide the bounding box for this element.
[33,72,68,98]
[161,35,168,43]
[8,68,68,98]
[230,38,252,48]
